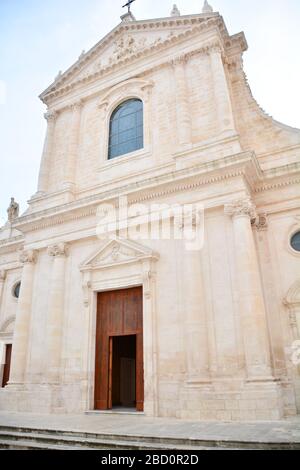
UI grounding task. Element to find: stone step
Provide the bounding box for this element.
[0,439,90,451]
[0,429,229,450]
[0,426,297,450]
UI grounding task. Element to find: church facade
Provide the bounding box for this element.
[0,3,300,421]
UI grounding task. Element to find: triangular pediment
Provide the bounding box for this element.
[80,237,158,270]
[40,13,222,103]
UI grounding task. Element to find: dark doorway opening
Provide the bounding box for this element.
[2,344,12,388]
[111,335,136,409]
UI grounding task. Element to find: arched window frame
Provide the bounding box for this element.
[98,79,153,167]
[108,98,144,160]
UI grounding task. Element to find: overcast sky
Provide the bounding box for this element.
[0,0,299,225]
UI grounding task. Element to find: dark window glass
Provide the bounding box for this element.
[291,231,300,252]
[13,282,21,299]
[108,99,144,159]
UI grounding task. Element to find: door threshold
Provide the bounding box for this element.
[85,409,144,416]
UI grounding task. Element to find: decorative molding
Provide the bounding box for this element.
[14,151,261,233]
[142,266,154,300]
[44,110,57,122]
[80,237,159,272]
[224,198,257,220]
[19,249,38,265]
[252,213,268,231]
[83,280,92,307]
[0,315,16,334]
[0,270,6,282]
[289,311,297,328]
[283,280,300,307]
[97,78,154,116]
[40,14,234,104]
[48,242,69,258]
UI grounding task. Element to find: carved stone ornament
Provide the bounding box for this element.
[252,213,268,231]
[7,197,19,222]
[224,198,257,220]
[83,281,92,307]
[171,4,181,17]
[44,110,57,122]
[19,250,38,265]
[48,243,69,258]
[289,311,297,328]
[202,1,214,14]
[0,270,6,281]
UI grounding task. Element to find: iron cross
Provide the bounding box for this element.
[122,0,136,13]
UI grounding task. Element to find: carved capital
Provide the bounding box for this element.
[70,100,83,112]
[19,249,38,265]
[0,270,6,281]
[48,242,69,258]
[44,110,57,122]
[224,198,257,220]
[209,44,223,56]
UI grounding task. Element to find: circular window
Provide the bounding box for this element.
[13,282,21,299]
[291,231,300,252]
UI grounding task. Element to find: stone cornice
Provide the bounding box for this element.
[254,162,300,193]
[40,14,245,105]
[11,151,262,234]
[0,235,24,255]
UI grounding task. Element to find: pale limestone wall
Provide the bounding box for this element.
[228,57,300,168]
[0,11,299,420]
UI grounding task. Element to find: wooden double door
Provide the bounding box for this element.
[95,287,144,411]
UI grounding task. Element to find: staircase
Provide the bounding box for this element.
[0,425,299,450]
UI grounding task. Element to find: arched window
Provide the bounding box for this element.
[12,281,21,299]
[108,99,143,159]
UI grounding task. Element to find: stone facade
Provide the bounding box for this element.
[0,5,300,420]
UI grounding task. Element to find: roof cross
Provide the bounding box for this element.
[122,0,136,13]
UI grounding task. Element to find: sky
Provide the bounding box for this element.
[0,0,299,225]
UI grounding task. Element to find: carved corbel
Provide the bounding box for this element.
[142,263,154,300]
[83,281,92,308]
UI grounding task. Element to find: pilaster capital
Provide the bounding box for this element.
[44,110,58,122]
[19,249,38,265]
[224,198,257,220]
[48,242,69,258]
[70,100,83,112]
[0,270,6,281]
[209,44,223,56]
